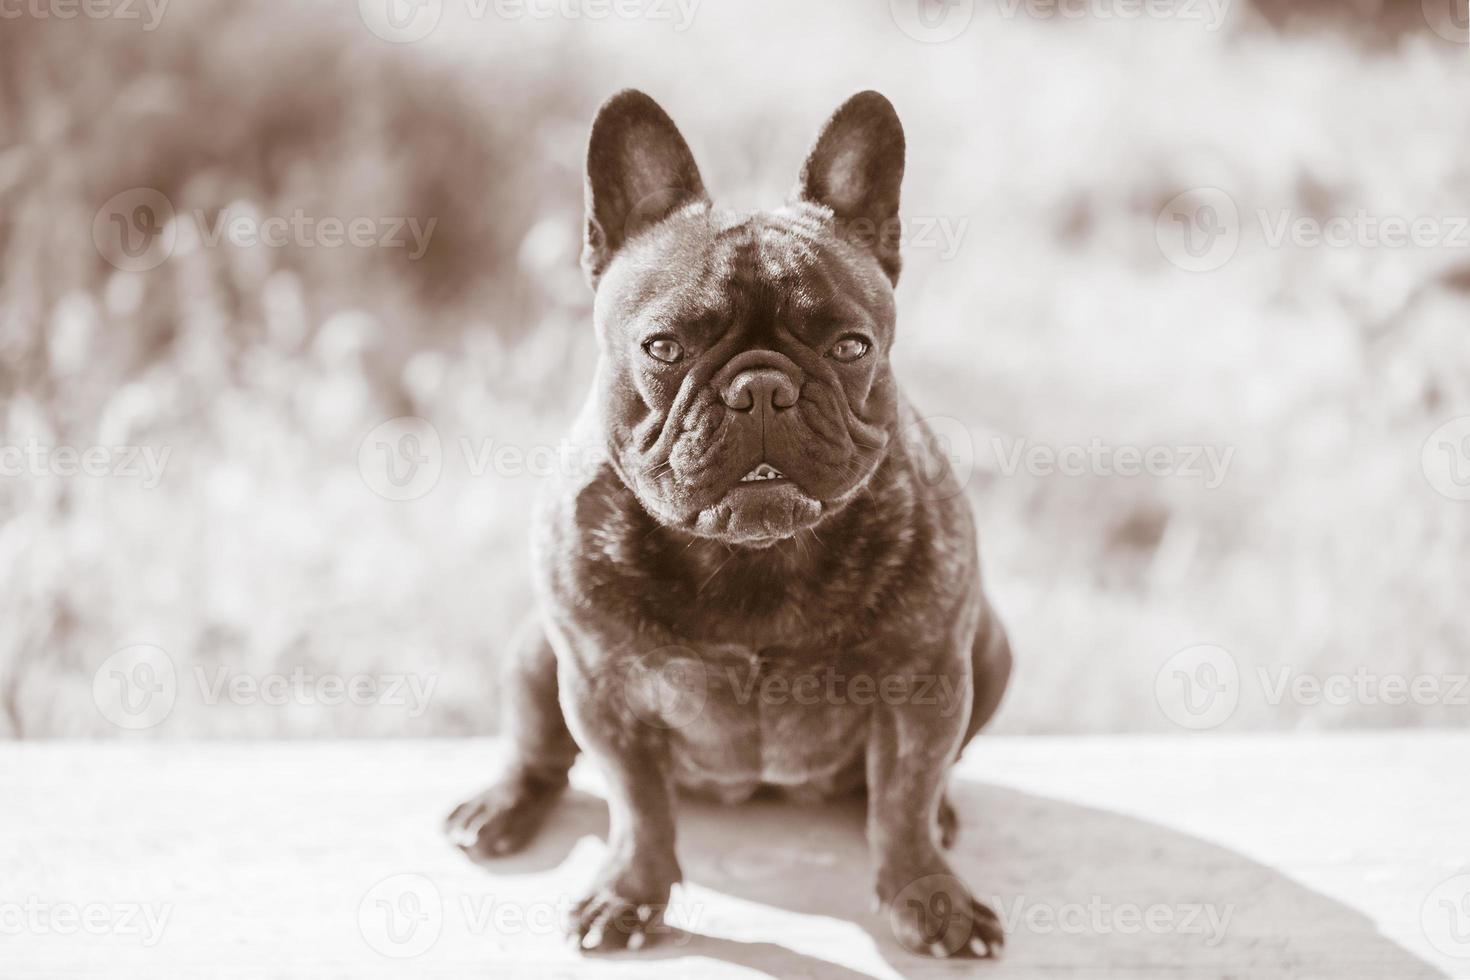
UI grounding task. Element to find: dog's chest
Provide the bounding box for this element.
[660,643,870,801]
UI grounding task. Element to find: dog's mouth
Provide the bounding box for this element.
[737,463,787,484]
[693,461,821,546]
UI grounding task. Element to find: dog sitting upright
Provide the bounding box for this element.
[446,89,1013,958]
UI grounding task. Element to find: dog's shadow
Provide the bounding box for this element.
[462,779,1444,979]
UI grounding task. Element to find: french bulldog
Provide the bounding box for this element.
[445,89,1013,958]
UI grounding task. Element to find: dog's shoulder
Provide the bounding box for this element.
[529,400,657,620]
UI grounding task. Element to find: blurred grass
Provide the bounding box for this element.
[0,0,1467,736]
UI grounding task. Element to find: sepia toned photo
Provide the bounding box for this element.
[2,0,1468,976]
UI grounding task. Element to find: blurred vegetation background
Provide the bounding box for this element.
[1,0,1467,737]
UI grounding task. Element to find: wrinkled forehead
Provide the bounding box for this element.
[601,204,895,337]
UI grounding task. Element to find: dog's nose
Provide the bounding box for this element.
[721,368,798,413]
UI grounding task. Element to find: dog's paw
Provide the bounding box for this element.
[566,886,666,952]
[444,773,563,857]
[884,870,1003,959]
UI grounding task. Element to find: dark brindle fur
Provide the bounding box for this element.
[446,89,1012,958]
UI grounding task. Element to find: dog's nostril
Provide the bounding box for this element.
[721,368,798,413]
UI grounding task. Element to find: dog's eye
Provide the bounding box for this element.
[828,337,870,363]
[643,338,684,364]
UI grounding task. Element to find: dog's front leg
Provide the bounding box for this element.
[559,659,682,952]
[867,654,1004,958]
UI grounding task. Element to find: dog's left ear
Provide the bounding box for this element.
[582,89,709,289]
[794,91,906,284]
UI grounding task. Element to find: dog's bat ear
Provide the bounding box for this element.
[794,91,906,284]
[582,89,709,290]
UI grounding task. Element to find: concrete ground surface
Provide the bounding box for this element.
[3,733,1466,978]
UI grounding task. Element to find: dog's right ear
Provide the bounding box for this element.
[794,91,905,283]
[581,90,709,290]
